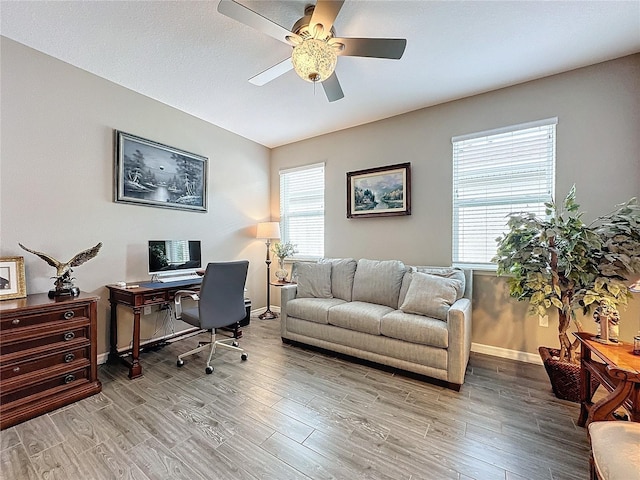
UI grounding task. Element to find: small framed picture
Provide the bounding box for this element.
[0,256,27,300]
[347,162,411,218]
[114,131,208,212]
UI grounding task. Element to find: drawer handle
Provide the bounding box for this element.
[64,374,75,384]
[64,331,75,341]
[64,311,75,320]
[64,353,75,363]
[13,366,20,373]
[11,318,20,325]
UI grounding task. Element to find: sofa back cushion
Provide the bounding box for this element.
[319,258,357,301]
[352,259,406,308]
[295,262,333,299]
[399,272,462,321]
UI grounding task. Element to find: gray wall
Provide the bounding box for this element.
[271,54,640,357]
[0,38,272,356]
[2,35,639,360]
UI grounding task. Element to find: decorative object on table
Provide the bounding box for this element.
[114,130,208,212]
[256,222,280,319]
[631,279,640,355]
[19,242,102,298]
[271,241,298,282]
[592,301,620,344]
[347,163,411,218]
[494,186,640,401]
[0,256,26,300]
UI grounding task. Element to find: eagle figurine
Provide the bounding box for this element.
[19,242,102,297]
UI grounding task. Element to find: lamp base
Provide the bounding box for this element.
[259,308,278,320]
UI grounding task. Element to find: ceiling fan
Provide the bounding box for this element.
[217,0,407,102]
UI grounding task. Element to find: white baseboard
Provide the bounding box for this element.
[471,342,543,365]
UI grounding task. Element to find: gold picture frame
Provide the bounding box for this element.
[0,256,26,300]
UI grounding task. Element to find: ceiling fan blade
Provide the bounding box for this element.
[310,0,345,34]
[249,58,293,86]
[217,0,293,44]
[322,72,344,102]
[334,37,407,59]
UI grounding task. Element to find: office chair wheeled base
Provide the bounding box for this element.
[176,330,248,374]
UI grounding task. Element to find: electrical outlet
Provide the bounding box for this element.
[538,314,549,327]
[143,306,152,315]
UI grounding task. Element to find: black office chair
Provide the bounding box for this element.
[174,260,249,374]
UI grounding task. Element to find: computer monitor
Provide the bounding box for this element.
[148,240,202,280]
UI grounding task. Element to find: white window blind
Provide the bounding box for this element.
[452,118,557,269]
[279,163,325,260]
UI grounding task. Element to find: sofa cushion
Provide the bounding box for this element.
[352,259,406,308]
[414,266,466,300]
[295,262,333,299]
[398,270,413,307]
[381,310,449,348]
[319,258,357,301]
[286,297,346,324]
[327,301,393,335]
[399,272,461,321]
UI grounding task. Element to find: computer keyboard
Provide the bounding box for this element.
[157,274,200,283]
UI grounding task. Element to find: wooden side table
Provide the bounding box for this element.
[574,331,640,427]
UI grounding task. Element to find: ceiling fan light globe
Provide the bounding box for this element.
[291,38,337,83]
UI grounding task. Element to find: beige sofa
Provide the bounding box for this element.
[280,258,473,390]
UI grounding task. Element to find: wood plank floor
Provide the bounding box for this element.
[1,318,593,480]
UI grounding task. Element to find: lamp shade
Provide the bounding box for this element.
[256,222,281,240]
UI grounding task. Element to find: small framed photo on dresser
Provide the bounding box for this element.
[0,256,26,300]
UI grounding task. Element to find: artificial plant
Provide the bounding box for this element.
[493,186,640,363]
[272,241,298,261]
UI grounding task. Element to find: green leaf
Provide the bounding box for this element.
[550,297,563,309]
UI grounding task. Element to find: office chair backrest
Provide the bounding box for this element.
[198,261,249,330]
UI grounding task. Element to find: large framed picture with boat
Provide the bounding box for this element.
[347,162,411,218]
[114,131,208,212]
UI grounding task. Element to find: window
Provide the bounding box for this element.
[452,118,557,269]
[279,163,325,260]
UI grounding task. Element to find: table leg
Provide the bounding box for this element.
[577,348,593,427]
[107,300,120,364]
[129,307,143,379]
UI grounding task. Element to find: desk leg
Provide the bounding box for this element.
[107,300,120,364]
[129,307,143,379]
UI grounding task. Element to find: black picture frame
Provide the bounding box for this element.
[347,162,411,218]
[114,131,208,212]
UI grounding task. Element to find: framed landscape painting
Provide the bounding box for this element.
[0,257,26,300]
[114,131,208,212]
[347,163,411,218]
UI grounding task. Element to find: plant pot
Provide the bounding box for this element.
[538,346,600,403]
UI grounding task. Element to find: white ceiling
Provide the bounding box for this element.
[2,1,639,148]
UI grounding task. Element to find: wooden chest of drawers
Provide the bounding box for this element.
[0,292,101,429]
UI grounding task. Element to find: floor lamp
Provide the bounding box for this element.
[257,222,280,320]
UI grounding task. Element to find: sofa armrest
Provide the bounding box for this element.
[446,297,472,385]
[280,284,298,337]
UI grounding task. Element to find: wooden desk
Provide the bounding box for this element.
[107,280,202,379]
[574,331,640,427]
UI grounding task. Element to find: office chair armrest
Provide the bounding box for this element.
[174,290,200,320]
